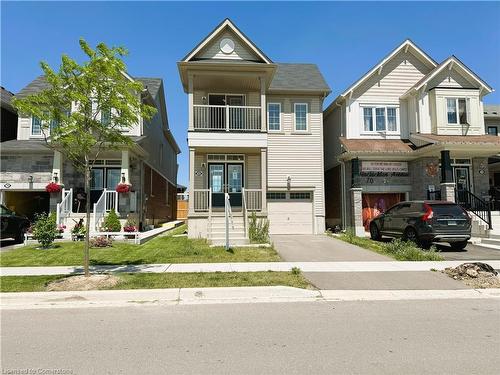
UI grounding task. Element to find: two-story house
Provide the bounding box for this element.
[324,40,499,236]
[179,19,330,243]
[0,75,180,232]
[484,104,500,209]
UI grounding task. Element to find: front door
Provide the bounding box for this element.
[209,164,225,208]
[208,163,244,208]
[454,167,471,191]
[90,167,121,206]
[227,163,243,207]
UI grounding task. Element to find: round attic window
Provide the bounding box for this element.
[220,38,235,54]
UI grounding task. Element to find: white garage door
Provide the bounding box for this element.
[267,192,313,235]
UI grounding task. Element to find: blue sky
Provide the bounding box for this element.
[2,1,500,186]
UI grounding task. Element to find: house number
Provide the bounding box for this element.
[366,177,374,184]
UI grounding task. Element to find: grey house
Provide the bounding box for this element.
[0,75,180,232]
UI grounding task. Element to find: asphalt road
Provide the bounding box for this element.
[2,299,499,375]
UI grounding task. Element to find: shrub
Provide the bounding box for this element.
[32,212,58,248]
[248,212,270,244]
[90,236,113,248]
[102,209,121,232]
[123,217,137,232]
[291,267,301,275]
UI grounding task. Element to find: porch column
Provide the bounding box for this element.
[260,148,267,212]
[52,150,63,184]
[350,187,365,237]
[188,148,195,214]
[260,76,266,132]
[121,150,130,184]
[188,73,194,131]
[440,150,455,202]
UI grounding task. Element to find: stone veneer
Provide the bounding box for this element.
[409,157,441,200]
[0,154,53,184]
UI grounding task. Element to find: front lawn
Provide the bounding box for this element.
[332,231,444,261]
[0,224,281,267]
[0,271,311,292]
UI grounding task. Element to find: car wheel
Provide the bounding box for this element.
[14,226,26,244]
[450,240,468,251]
[370,223,381,241]
[403,227,418,244]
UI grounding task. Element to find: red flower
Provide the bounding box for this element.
[116,183,131,193]
[123,225,137,232]
[45,182,62,193]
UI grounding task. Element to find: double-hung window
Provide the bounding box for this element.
[268,103,281,131]
[362,106,399,133]
[31,116,42,136]
[447,98,468,125]
[101,108,111,126]
[294,103,308,131]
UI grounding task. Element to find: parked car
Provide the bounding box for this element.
[0,204,30,243]
[369,201,471,250]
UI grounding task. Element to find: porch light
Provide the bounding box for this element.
[28,175,34,183]
[287,176,291,190]
[121,173,126,183]
[53,172,59,183]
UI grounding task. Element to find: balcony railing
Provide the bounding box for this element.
[193,105,261,132]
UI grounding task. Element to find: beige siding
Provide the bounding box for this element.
[427,69,476,89]
[194,153,206,189]
[267,95,325,230]
[323,105,343,171]
[17,116,31,140]
[197,31,259,61]
[246,154,261,189]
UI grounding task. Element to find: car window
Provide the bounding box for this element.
[0,205,13,215]
[429,204,466,216]
[384,204,401,216]
[397,203,412,214]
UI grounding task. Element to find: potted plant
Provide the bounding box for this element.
[57,224,66,238]
[123,217,138,239]
[45,182,62,193]
[116,183,131,193]
[71,219,86,241]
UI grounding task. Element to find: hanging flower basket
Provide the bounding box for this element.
[116,183,131,193]
[45,182,62,193]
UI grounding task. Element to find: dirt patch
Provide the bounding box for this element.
[47,274,121,291]
[443,262,500,289]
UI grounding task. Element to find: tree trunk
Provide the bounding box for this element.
[84,160,91,277]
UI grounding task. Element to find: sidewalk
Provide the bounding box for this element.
[2,286,500,310]
[2,260,500,276]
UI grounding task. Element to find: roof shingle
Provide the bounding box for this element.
[269,63,330,93]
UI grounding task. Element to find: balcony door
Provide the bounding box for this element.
[208,163,244,208]
[208,94,245,130]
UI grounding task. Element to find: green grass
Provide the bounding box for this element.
[0,224,281,267]
[332,231,444,261]
[0,271,311,292]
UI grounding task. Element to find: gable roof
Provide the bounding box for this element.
[269,63,330,93]
[402,55,493,97]
[337,39,437,100]
[181,18,272,64]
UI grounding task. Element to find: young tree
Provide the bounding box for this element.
[13,39,156,276]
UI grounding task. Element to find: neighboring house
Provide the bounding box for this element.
[0,75,180,230]
[1,87,18,142]
[178,19,330,243]
[484,104,500,209]
[324,40,499,235]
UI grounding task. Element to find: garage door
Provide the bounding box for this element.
[267,192,313,234]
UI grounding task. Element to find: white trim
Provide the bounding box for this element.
[267,102,281,132]
[339,40,437,98]
[294,103,308,132]
[183,19,272,64]
[360,105,400,134]
[408,57,493,95]
[30,116,44,138]
[445,97,469,125]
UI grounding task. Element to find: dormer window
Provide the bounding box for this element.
[362,106,399,133]
[447,98,469,125]
[31,116,42,136]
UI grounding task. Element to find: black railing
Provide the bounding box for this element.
[426,189,441,200]
[456,189,492,229]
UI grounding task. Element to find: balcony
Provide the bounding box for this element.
[193,105,262,132]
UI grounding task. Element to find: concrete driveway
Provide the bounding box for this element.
[272,234,468,290]
[271,234,390,262]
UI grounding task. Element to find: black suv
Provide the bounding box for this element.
[369,201,471,250]
[0,204,30,244]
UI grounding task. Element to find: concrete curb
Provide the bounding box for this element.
[2,260,500,276]
[1,286,499,310]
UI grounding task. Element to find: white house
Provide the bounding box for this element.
[178,19,331,243]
